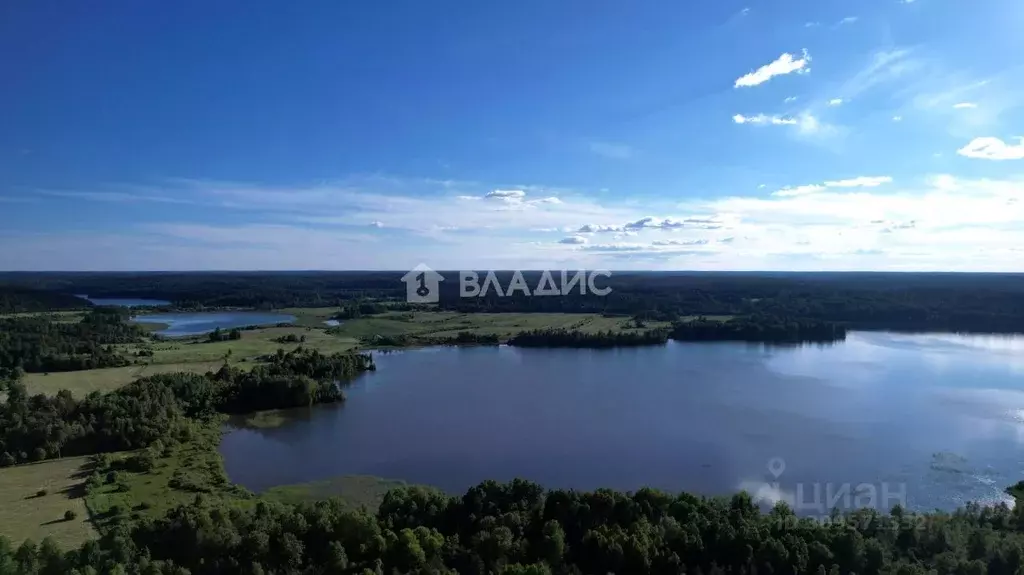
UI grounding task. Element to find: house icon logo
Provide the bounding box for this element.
[401,264,444,303]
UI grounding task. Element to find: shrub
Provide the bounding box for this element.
[36,488,48,497]
[0,452,15,467]
[64,510,77,521]
[106,471,121,484]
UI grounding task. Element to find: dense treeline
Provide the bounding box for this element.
[671,316,847,344]
[3,479,1024,574]
[207,327,242,342]
[0,347,375,466]
[0,286,90,313]
[441,332,501,346]
[509,328,670,348]
[4,271,1024,333]
[0,308,146,373]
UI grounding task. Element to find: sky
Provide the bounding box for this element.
[1,0,1023,271]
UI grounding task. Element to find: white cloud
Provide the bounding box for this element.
[953,102,978,109]
[733,113,797,125]
[652,239,709,246]
[15,173,1024,271]
[369,221,384,228]
[773,176,892,197]
[838,16,859,25]
[734,50,811,88]
[804,22,820,28]
[485,189,527,200]
[892,115,903,122]
[588,141,634,159]
[828,98,844,106]
[957,137,1024,160]
[784,96,798,103]
[580,243,648,252]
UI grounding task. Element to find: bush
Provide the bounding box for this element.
[105,471,121,484]
[31,447,47,461]
[64,510,77,521]
[0,452,15,467]
[126,452,155,472]
[36,488,48,497]
[115,481,131,493]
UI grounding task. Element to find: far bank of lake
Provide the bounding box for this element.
[220,331,1024,514]
[132,311,296,337]
[77,295,172,307]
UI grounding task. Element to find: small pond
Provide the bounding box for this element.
[132,311,296,337]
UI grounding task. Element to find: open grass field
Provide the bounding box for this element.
[85,422,252,532]
[21,310,677,396]
[327,311,673,343]
[134,326,359,364]
[21,361,227,396]
[0,457,96,548]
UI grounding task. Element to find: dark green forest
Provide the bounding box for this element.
[670,316,847,344]
[0,348,374,466]
[0,287,90,314]
[2,478,1024,574]
[4,271,1024,333]
[509,328,670,348]
[0,308,147,374]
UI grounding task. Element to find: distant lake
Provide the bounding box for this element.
[77,295,171,307]
[221,332,1024,514]
[324,319,342,327]
[132,311,295,337]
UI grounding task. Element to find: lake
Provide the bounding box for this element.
[132,311,296,337]
[220,332,1024,513]
[77,295,172,307]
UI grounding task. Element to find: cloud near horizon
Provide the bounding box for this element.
[2,171,1022,271]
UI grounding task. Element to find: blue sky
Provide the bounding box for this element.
[2,0,1022,271]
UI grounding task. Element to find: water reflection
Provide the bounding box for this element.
[220,333,1024,512]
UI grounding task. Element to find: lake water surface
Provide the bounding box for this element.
[220,332,1024,513]
[133,311,296,337]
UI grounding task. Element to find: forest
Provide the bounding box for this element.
[0,308,147,374]
[0,347,374,466]
[1,478,1023,574]
[509,328,670,348]
[4,271,1024,333]
[670,316,847,344]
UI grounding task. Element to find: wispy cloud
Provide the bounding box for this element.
[35,189,195,205]
[11,172,1024,271]
[953,102,978,109]
[773,176,892,197]
[734,50,811,88]
[733,113,797,126]
[828,98,844,106]
[588,141,634,160]
[837,16,859,25]
[957,137,1024,160]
